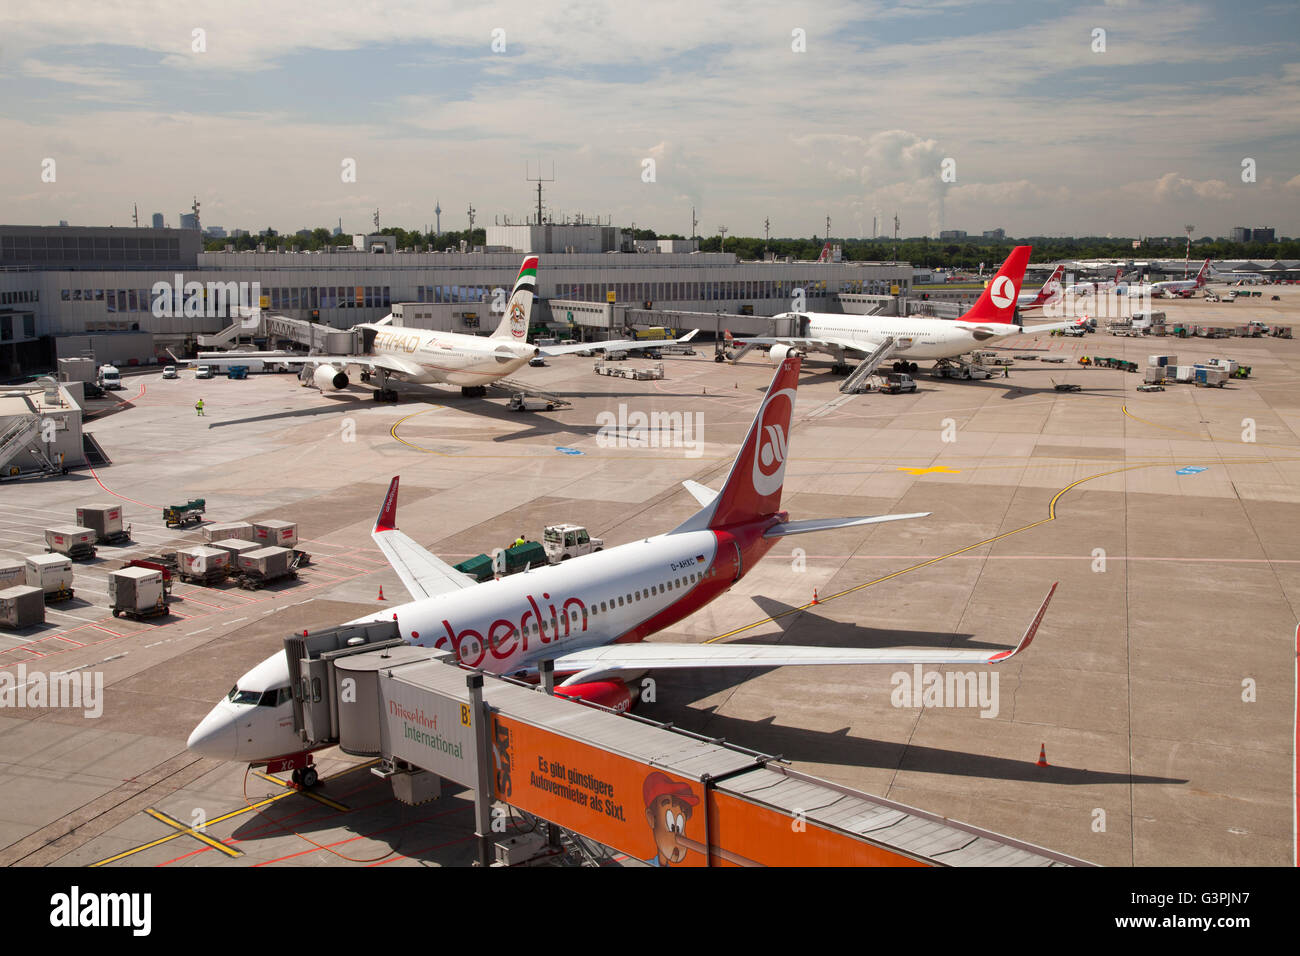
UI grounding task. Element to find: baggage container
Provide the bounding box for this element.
[1147,354,1177,368]
[109,567,167,618]
[253,520,299,548]
[0,561,25,589]
[235,546,296,589]
[210,539,262,562]
[0,586,45,628]
[176,546,231,584]
[1173,365,1197,383]
[1193,366,1227,387]
[44,526,97,560]
[1143,367,1166,384]
[453,553,496,582]
[26,554,74,601]
[203,521,254,543]
[76,503,128,543]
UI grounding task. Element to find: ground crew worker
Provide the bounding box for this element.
[514,534,526,548]
[195,398,205,417]
[1003,366,1009,378]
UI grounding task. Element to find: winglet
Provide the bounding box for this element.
[375,476,400,533]
[986,582,1057,662]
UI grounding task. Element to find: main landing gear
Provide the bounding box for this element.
[892,361,919,374]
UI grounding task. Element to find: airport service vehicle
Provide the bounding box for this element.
[188,357,1058,773]
[933,363,992,380]
[1016,265,1065,310]
[1136,384,1164,392]
[164,498,206,528]
[194,365,214,379]
[1062,325,1087,337]
[194,257,695,398]
[508,393,555,412]
[544,525,604,562]
[97,365,122,389]
[226,365,249,380]
[1052,381,1082,392]
[528,356,547,367]
[728,246,1077,376]
[162,365,178,379]
[879,372,917,394]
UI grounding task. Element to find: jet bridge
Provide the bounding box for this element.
[281,625,1092,868]
[197,309,361,354]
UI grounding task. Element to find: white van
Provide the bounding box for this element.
[194,365,214,379]
[98,365,122,389]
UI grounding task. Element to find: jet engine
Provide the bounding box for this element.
[313,364,349,390]
[768,343,803,364]
[554,680,633,713]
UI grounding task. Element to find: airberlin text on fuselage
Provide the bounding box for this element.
[437,592,587,666]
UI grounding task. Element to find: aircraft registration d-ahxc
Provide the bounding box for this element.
[188,356,1057,775]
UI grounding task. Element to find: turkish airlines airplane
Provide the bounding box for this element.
[195,256,693,397]
[730,246,1077,374]
[1017,264,1065,310]
[187,357,1057,775]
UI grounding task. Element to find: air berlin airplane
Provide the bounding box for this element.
[188,358,1057,776]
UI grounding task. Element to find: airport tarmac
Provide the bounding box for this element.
[1,290,1297,867]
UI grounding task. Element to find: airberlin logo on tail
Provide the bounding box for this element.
[751,388,796,497]
[989,275,1016,309]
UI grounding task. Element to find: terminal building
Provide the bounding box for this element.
[0,223,911,373]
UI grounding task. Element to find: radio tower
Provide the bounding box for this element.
[1184,225,1194,277]
[525,161,555,225]
[435,199,442,238]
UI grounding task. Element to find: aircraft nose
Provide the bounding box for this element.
[187,706,238,760]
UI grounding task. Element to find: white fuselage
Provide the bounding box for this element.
[190,530,730,763]
[361,324,535,386]
[803,313,1048,360]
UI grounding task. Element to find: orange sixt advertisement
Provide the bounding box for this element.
[706,789,929,867]
[491,715,710,867]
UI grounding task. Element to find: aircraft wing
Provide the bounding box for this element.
[729,335,874,355]
[194,351,424,377]
[537,329,699,357]
[553,584,1056,684]
[371,476,478,601]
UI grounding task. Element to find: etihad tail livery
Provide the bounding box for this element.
[729,245,1078,375]
[188,357,1057,769]
[194,256,695,398]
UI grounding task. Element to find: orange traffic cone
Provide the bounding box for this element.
[812,588,819,605]
[1036,743,1049,767]
[377,586,385,601]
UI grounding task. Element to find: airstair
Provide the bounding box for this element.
[0,417,60,476]
[839,336,899,393]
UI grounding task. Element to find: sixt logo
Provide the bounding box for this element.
[751,387,795,497]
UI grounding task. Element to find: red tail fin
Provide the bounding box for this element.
[704,357,801,529]
[959,245,1032,323]
[1195,257,1211,285]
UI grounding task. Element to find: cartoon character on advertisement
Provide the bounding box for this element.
[642,771,699,866]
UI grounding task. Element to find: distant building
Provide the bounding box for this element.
[939,230,967,240]
[1252,227,1275,243]
[1231,227,1251,243]
[179,212,200,230]
[204,226,227,239]
[231,229,249,238]
[982,228,1006,240]
[152,213,164,229]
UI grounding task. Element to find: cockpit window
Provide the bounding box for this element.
[227,686,261,705]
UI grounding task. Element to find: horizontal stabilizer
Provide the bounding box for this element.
[682,480,718,507]
[763,512,930,538]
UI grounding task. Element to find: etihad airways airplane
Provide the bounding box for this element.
[728,246,1077,375]
[188,357,1057,774]
[195,256,693,397]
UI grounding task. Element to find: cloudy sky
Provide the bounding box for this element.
[2,0,1297,240]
